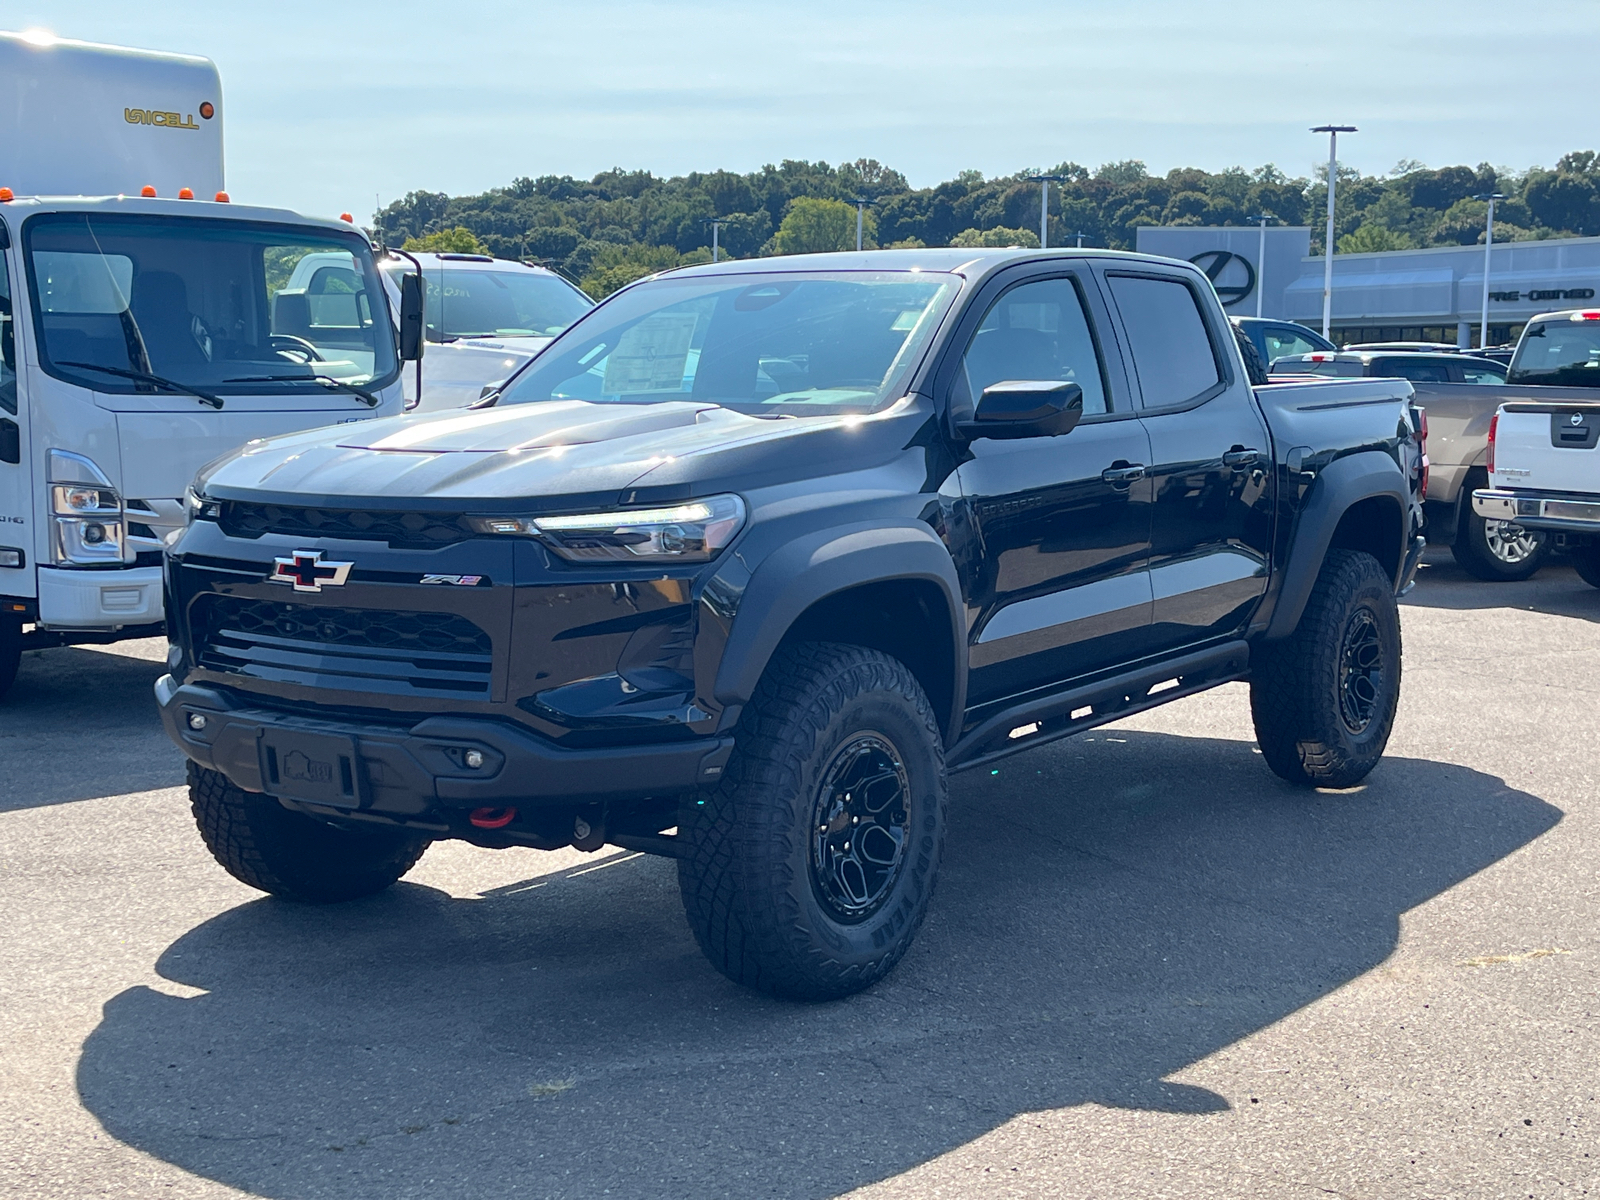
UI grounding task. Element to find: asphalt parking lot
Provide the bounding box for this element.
[1,549,1595,1199]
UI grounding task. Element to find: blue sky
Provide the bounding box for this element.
[15,1,1589,221]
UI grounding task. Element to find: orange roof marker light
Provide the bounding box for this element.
[339,212,354,223]
[214,191,230,203]
[178,187,194,200]
[0,188,12,203]
[140,185,157,197]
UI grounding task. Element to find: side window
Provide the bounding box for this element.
[1106,273,1222,408]
[958,276,1110,417]
[0,248,15,415]
[1262,328,1320,365]
[1457,363,1506,385]
[1379,358,1450,383]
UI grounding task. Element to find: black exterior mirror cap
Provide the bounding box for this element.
[397,273,425,362]
[959,380,1084,440]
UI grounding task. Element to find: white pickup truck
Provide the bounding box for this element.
[1472,307,1600,586]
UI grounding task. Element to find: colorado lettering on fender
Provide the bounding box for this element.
[123,108,200,130]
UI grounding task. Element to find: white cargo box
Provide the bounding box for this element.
[0,30,223,199]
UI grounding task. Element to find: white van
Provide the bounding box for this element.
[0,31,417,696]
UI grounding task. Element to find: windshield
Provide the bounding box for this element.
[381,263,592,341]
[25,213,397,396]
[497,271,960,416]
[1508,320,1600,387]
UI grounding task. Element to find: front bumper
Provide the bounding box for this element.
[1473,488,1600,533]
[38,565,164,628]
[156,676,734,816]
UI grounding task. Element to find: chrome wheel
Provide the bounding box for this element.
[1338,608,1384,735]
[810,734,911,923]
[1483,519,1543,564]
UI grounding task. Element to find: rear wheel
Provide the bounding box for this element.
[1250,549,1402,788]
[1571,544,1600,589]
[0,615,19,700]
[188,763,430,902]
[677,643,947,1000]
[1452,475,1550,581]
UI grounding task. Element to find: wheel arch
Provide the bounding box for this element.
[712,522,967,745]
[1265,450,1410,640]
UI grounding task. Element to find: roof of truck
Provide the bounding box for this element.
[0,193,364,237]
[657,246,1192,281]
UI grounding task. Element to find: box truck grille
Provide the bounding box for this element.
[196,596,492,697]
[219,501,475,548]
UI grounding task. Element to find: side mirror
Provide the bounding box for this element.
[958,380,1084,440]
[398,273,425,362]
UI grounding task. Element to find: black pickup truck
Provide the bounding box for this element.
[157,248,1425,999]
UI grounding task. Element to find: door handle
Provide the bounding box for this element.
[1223,448,1261,469]
[1101,463,1146,485]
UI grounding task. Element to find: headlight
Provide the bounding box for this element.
[47,449,125,566]
[471,494,746,563]
[184,486,221,522]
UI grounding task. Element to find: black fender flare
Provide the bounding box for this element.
[712,521,967,744]
[1264,450,1410,640]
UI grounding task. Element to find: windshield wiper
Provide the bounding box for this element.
[58,361,224,409]
[226,374,381,407]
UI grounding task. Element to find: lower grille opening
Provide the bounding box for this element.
[196,595,493,698]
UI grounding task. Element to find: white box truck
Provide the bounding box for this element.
[0,30,421,696]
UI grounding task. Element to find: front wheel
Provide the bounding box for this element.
[188,763,430,902]
[1250,549,1402,788]
[677,643,948,1000]
[1571,544,1600,589]
[0,615,20,700]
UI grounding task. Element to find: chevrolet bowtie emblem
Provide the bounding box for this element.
[269,549,354,593]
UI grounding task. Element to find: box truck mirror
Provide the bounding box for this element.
[398,273,425,363]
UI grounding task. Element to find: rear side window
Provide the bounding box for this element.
[1106,274,1222,408]
[1457,362,1506,385]
[1375,357,1450,383]
[1262,327,1322,365]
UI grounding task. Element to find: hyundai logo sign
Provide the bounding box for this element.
[1189,250,1257,307]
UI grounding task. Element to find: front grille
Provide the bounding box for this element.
[218,501,475,548]
[196,595,493,697]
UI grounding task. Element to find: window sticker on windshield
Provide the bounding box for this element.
[603,312,699,394]
[891,309,924,332]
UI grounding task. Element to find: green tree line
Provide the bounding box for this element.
[376,152,1600,298]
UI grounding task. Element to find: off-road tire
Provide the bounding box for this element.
[188,762,430,902]
[1250,549,1402,788]
[0,615,20,701]
[1571,545,1600,589]
[1451,474,1550,581]
[678,643,947,1001]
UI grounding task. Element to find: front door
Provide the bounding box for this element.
[1100,268,1274,650]
[0,238,33,598]
[954,271,1154,706]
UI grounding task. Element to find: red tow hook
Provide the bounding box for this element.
[469,807,517,830]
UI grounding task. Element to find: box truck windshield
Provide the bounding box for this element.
[26,213,398,398]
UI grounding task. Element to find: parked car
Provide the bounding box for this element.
[1474,307,1600,584]
[157,247,1424,1001]
[1231,316,1334,370]
[1268,349,1558,579]
[374,252,592,412]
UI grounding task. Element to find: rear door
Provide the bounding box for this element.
[1100,267,1274,651]
[952,265,1154,705]
[0,233,33,596]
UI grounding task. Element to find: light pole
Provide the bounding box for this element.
[1248,213,1275,318]
[1474,192,1505,350]
[850,197,875,252]
[1311,125,1357,340]
[704,218,725,263]
[1030,175,1064,249]
[1075,231,1086,248]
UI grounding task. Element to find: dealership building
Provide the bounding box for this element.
[1136,225,1600,349]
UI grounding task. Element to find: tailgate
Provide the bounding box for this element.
[1491,404,1600,494]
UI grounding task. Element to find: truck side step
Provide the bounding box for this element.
[947,640,1251,774]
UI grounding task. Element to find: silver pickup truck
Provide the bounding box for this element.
[1472,308,1600,586]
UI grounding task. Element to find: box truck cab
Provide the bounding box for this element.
[0,31,412,696]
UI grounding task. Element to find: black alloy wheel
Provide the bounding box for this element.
[810,734,911,923]
[1337,608,1384,734]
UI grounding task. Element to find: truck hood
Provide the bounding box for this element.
[201,399,920,508]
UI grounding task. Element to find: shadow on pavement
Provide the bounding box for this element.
[0,643,182,813]
[1403,553,1600,621]
[77,730,1559,1200]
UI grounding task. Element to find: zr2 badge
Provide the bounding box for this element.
[420,574,484,586]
